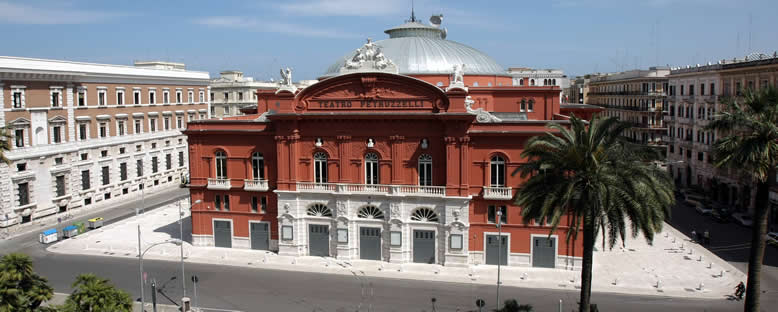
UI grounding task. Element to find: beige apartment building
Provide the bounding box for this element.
[0,57,210,228]
[587,67,669,146]
[665,53,778,226]
[565,76,590,104]
[209,70,316,119]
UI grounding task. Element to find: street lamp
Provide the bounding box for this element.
[496,209,503,311]
[138,225,182,312]
[179,199,201,298]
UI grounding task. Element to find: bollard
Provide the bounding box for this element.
[520,272,528,280]
[698,255,703,261]
[558,299,562,312]
[181,297,191,312]
[698,282,704,291]
[672,238,676,243]
[656,280,661,289]
[708,262,712,269]
[720,270,724,277]
[688,248,693,255]
[613,278,618,285]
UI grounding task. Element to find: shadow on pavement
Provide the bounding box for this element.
[153,216,192,244]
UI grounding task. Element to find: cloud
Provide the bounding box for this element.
[0,1,122,24]
[195,16,360,39]
[276,0,406,17]
[551,0,727,8]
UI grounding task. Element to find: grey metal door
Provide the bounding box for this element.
[359,227,381,260]
[250,222,269,250]
[485,235,508,265]
[213,221,232,248]
[308,224,330,257]
[532,236,556,268]
[413,230,435,264]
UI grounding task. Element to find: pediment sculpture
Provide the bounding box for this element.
[465,96,501,123]
[445,64,468,92]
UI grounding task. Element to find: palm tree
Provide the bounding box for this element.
[62,273,132,312]
[514,114,674,312]
[706,86,778,312]
[493,299,533,312]
[0,126,12,164]
[0,253,54,311]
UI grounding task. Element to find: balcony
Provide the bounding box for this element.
[483,186,513,200]
[244,179,269,192]
[295,182,446,197]
[207,178,231,190]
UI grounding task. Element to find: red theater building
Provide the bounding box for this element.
[185,16,597,269]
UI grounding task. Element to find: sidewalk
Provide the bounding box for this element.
[48,202,745,300]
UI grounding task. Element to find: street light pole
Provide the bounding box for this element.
[496,209,503,311]
[179,199,201,298]
[138,230,182,312]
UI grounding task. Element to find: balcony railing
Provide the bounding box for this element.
[244,179,269,192]
[207,178,231,190]
[483,186,513,200]
[295,182,446,197]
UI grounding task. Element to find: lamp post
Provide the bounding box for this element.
[138,224,182,312]
[496,209,503,311]
[179,199,201,298]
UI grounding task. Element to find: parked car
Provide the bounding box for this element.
[711,208,732,223]
[767,232,778,246]
[695,203,713,215]
[732,213,754,227]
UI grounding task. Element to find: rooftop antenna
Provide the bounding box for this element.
[409,0,417,22]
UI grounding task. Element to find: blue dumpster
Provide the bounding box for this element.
[62,225,79,238]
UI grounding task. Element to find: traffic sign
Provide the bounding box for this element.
[476,298,485,307]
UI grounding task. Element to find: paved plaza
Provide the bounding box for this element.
[45,200,745,300]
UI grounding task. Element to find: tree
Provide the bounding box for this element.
[0,126,12,164]
[60,273,132,312]
[706,86,778,312]
[493,299,533,312]
[514,114,674,312]
[0,253,54,311]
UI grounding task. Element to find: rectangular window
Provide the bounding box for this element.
[149,118,157,132]
[165,154,172,170]
[12,91,23,108]
[102,166,110,185]
[188,91,194,103]
[176,91,182,103]
[98,90,106,106]
[16,163,25,171]
[117,90,124,105]
[18,183,29,206]
[223,195,230,211]
[164,117,170,130]
[52,126,62,143]
[214,195,221,211]
[118,120,125,136]
[251,196,258,213]
[136,159,144,177]
[14,129,24,147]
[81,170,90,190]
[238,92,244,101]
[51,91,60,107]
[149,91,156,104]
[178,151,184,167]
[152,157,158,173]
[80,153,88,161]
[163,91,170,104]
[710,83,715,96]
[134,119,142,134]
[680,85,684,96]
[78,88,86,106]
[101,150,108,158]
[199,91,204,103]
[223,92,229,100]
[700,84,705,96]
[260,196,267,213]
[120,163,128,181]
[120,147,125,154]
[210,92,214,101]
[55,157,63,165]
[487,205,507,224]
[99,122,108,138]
[134,90,141,105]
[177,116,183,129]
[55,175,66,197]
[224,106,230,115]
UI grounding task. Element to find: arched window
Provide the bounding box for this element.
[552,79,556,85]
[520,99,527,112]
[411,207,439,222]
[251,152,264,180]
[530,79,535,86]
[490,155,505,187]
[528,99,535,112]
[519,79,524,86]
[314,152,328,183]
[307,203,332,217]
[357,205,384,219]
[365,153,379,185]
[418,154,432,186]
[215,151,227,179]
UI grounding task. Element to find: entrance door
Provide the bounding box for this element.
[413,230,435,264]
[308,224,330,257]
[485,235,508,265]
[532,236,556,268]
[359,227,381,260]
[213,220,232,248]
[250,222,269,250]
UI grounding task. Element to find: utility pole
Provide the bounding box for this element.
[496,210,503,311]
[179,200,186,297]
[138,225,144,311]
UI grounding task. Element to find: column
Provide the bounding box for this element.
[288,131,300,184]
[458,136,471,196]
[274,136,288,189]
[444,136,459,196]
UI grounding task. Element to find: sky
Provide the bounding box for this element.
[1,0,777,81]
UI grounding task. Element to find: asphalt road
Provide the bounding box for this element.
[0,187,759,311]
[665,194,778,305]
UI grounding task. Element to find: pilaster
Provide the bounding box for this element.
[66,84,76,142]
[337,135,351,183]
[458,136,471,196]
[0,82,4,127]
[274,135,289,189]
[287,131,300,184]
[444,136,459,196]
[389,135,404,184]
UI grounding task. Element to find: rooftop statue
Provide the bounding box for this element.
[276,66,297,94]
[341,38,398,73]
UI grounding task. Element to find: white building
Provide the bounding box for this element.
[0,56,210,228]
[507,67,569,103]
